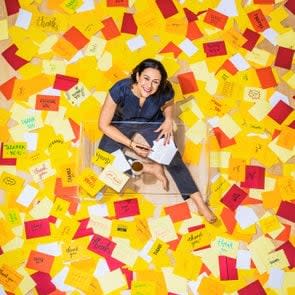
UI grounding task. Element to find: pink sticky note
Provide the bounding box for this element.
[73,218,93,239]
[221,184,248,211]
[31,272,56,295]
[238,280,266,295]
[203,41,227,57]
[4,0,20,15]
[53,74,78,91]
[240,165,265,189]
[1,44,28,70]
[114,198,140,218]
[276,201,295,223]
[156,0,178,19]
[276,241,295,268]
[274,47,294,70]
[88,234,116,257]
[25,218,51,239]
[121,13,137,34]
[242,28,260,51]
[267,100,293,124]
[219,256,238,280]
[105,255,125,271]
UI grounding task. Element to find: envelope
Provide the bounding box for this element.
[204,8,228,30]
[160,41,182,58]
[276,241,295,268]
[26,250,55,273]
[164,202,191,223]
[156,0,178,19]
[31,272,56,295]
[256,67,277,89]
[221,184,248,211]
[87,234,116,257]
[242,28,260,51]
[121,13,137,34]
[101,17,120,40]
[238,280,266,295]
[267,100,293,124]
[186,21,203,40]
[203,41,227,57]
[276,201,295,223]
[0,76,16,100]
[219,256,238,280]
[247,9,269,32]
[274,46,294,69]
[24,218,51,239]
[114,198,140,219]
[177,71,198,94]
[240,165,265,189]
[53,74,79,91]
[0,264,23,293]
[1,44,28,70]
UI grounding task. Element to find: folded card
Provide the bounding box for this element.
[148,138,177,165]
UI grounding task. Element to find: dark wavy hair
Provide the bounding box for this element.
[130,58,174,97]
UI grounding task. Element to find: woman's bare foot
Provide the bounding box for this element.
[142,162,169,191]
[190,192,217,223]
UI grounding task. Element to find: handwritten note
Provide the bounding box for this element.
[25,218,51,239]
[35,95,60,111]
[114,198,140,218]
[92,148,115,168]
[3,143,26,158]
[0,264,23,293]
[78,168,104,197]
[88,234,116,257]
[26,250,54,273]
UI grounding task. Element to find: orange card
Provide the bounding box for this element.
[63,26,89,50]
[204,9,228,30]
[35,95,60,111]
[107,0,128,7]
[256,67,277,89]
[177,72,198,94]
[26,250,55,273]
[101,17,121,40]
[52,38,78,60]
[186,21,203,41]
[160,42,182,58]
[247,9,269,32]
[0,76,16,100]
[164,202,191,223]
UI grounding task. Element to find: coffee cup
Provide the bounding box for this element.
[131,160,144,176]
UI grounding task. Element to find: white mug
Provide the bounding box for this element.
[130,160,144,177]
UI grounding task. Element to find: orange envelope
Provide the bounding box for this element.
[204,9,228,30]
[101,17,121,40]
[26,250,55,273]
[160,42,182,58]
[177,72,198,94]
[186,21,203,40]
[256,67,277,89]
[247,9,269,32]
[0,76,16,100]
[164,202,191,222]
[107,0,128,7]
[52,37,78,60]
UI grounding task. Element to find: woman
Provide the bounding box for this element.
[99,58,216,223]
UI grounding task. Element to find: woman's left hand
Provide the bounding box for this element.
[154,119,173,145]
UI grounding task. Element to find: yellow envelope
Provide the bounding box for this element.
[131,281,156,295]
[0,218,15,246]
[0,172,24,194]
[267,249,289,270]
[62,239,88,262]
[97,269,127,294]
[50,198,70,219]
[245,48,271,66]
[112,242,138,267]
[0,264,23,293]
[148,239,170,268]
[88,216,112,238]
[55,217,80,241]
[52,37,78,60]
[60,0,83,14]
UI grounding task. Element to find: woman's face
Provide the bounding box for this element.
[136,68,161,98]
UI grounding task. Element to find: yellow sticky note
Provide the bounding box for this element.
[228,158,246,181]
[62,239,88,262]
[112,243,138,267]
[198,276,225,295]
[212,236,239,258]
[243,87,267,103]
[18,63,42,80]
[186,120,207,144]
[165,17,187,35]
[55,217,80,241]
[131,217,151,249]
[148,239,170,266]
[259,215,281,234]
[178,109,198,127]
[111,220,134,239]
[0,19,8,40]
[59,162,77,187]
[29,159,56,183]
[97,269,127,294]
[65,267,92,292]
[136,271,167,295]
[52,37,78,60]
[88,216,112,238]
[78,168,105,197]
[182,140,202,165]
[5,209,22,227]
[92,148,115,168]
[162,268,188,295]
[60,0,83,14]
[277,126,295,150]
[148,216,177,243]
[42,59,66,75]
[267,249,289,270]
[174,252,202,280]
[245,47,271,66]
[223,28,247,50]
[131,281,156,295]
[0,172,24,194]
[268,137,295,163]
[0,108,10,126]
[85,36,107,57]
[277,176,295,201]
[0,218,15,246]
[218,114,241,138]
[50,198,70,218]
[16,39,39,60]
[248,100,272,121]
[3,143,26,159]
[0,264,23,293]
[210,151,231,168]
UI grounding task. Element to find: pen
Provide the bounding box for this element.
[135,145,153,152]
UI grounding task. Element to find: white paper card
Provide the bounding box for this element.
[15,9,32,30]
[148,138,177,165]
[16,184,38,207]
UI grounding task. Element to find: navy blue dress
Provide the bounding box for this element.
[99,78,199,199]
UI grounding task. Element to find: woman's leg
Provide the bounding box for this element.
[139,123,216,223]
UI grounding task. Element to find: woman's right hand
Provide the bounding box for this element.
[130,141,152,158]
